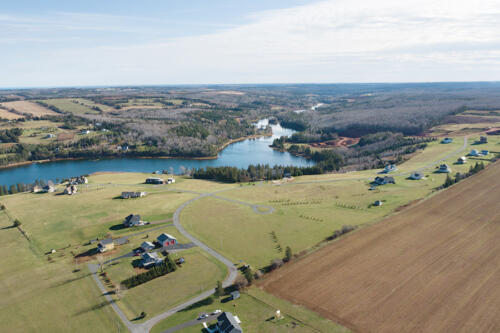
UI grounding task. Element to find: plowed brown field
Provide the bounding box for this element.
[262,161,500,333]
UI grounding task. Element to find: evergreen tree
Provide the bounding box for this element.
[215,280,224,297]
[285,246,293,262]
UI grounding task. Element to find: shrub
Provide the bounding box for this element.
[121,257,177,289]
[13,219,21,227]
[234,275,248,291]
[284,246,293,262]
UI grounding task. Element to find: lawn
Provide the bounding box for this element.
[151,286,348,333]
[0,211,125,333]
[103,248,228,321]
[1,100,60,116]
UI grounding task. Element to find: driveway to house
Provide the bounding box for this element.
[159,313,218,333]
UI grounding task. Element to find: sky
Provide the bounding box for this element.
[1,0,500,88]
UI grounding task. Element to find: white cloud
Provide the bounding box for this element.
[3,0,500,87]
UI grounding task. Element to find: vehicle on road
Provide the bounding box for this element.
[211,309,222,315]
[197,314,209,320]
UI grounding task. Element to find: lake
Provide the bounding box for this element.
[0,120,313,186]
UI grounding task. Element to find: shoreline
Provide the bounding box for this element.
[0,133,272,171]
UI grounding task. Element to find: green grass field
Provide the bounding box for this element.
[40,99,100,115]
[151,287,348,333]
[0,211,125,332]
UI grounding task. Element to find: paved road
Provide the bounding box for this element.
[88,263,147,333]
[160,314,218,333]
[88,136,470,332]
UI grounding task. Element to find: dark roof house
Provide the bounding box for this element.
[123,214,143,227]
[217,312,243,333]
[374,176,395,185]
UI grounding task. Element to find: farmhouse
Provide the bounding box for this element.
[481,150,489,156]
[146,177,164,184]
[457,156,467,164]
[123,214,144,227]
[479,136,488,144]
[43,181,56,193]
[374,200,383,206]
[382,164,397,173]
[63,185,77,195]
[44,134,55,139]
[441,137,453,144]
[32,185,43,193]
[121,191,146,199]
[374,176,395,185]
[140,241,155,252]
[217,312,243,333]
[469,149,480,156]
[167,177,175,184]
[409,172,424,180]
[141,252,163,268]
[437,164,451,173]
[97,238,114,253]
[157,233,177,247]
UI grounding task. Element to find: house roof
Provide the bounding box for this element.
[157,233,177,242]
[142,252,160,260]
[141,241,154,248]
[217,312,243,333]
[99,238,113,246]
[125,214,141,223]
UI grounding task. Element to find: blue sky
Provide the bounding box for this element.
[2,0,500,87]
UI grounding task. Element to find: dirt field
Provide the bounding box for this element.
[261,161,500,333]
[0,108,23,119]
[0,101,59,116]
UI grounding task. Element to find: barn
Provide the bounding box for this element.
[157,233,177,247]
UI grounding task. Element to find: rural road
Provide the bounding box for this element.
[89,135,470,332]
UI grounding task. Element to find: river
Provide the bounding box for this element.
[0,120,313,186]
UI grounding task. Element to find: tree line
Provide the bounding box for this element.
[121,256,177,289]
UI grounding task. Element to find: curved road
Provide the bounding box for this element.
[89,135,469,332]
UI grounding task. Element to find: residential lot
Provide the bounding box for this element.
[261,160,500,333]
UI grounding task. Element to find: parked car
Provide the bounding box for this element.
[211,310,222,315]
[197,314,209,320]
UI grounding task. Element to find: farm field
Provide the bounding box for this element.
[261,160,500,333]
[1,100,60,116]
[0,107,23,119]
[151,287,348,333]
[40,98,100,114]
[0,211,125,333]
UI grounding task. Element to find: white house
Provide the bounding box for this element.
[410,171,424,180]
[167,177,175,184]
[457,156,467,164]
[141,252,163,268]
[382,164,398,173]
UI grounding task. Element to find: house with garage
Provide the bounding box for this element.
[141,252,163,268]
[217,312,243,333]
[123,214,145,227]
[374,176,395,185]
[141,241,155,252]
[146,177,164,184]
[157,233,177,247]
[437,164,451,173]
[469,149,480,157]
[457,156,467,164]
[97,238,114,253]
[409,172,424,180]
